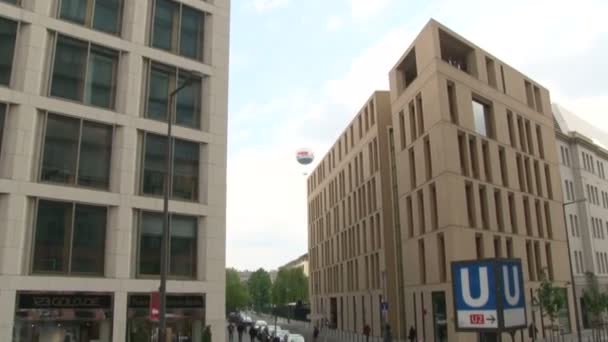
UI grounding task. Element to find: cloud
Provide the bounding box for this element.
[326,16,345,32]
[253,0,289,12]
[350,0,392,21]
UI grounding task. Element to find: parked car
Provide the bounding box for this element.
[243,315,254,326]
[254,320,268,330]
[287,334,305,342]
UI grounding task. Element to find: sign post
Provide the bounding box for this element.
[451,258,527,339]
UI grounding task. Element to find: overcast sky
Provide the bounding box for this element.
[226,0,608,271]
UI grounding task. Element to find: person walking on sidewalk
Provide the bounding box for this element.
[363,324,371,342]
[383,324,393,342]
[313,326,320,342]
[237,324,245,342]
[228,323,235,341]
[248,326,257,342]
[408,326,417,342]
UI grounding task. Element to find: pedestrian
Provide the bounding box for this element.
[407,326,416,342]
[363,323,371,342]
[237,324,245,342]
[383,324,393,342]
[228,323,235,341]
[282,332,289,342]
[263,326,270,342]
[528,322,538,341]
[313,326,320,342]
[249,326,258,342]
[203,325,212,342]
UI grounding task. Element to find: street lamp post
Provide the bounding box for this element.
[562,198,586,342]
[159,73,199,342]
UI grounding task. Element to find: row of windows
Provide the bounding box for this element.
[587,184,601,206]
[308,99,377,191]
[311,252,381,296]
[404,183,439,238]
[506,109,546,160]
[591,217,605,240]
[569,214,580,237]
[596,252,608,275]
[603,191,608,209]
[564,179,576,201]
[31,198,199,278]
[4,0,208,61]
[0,109,202,201]
[525,239,554,281]
[309,140,379,222]
[582,151,595,174]
[1,21,207,130]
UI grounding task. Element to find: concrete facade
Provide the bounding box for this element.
[280,253,309,277]
[0,0,229,340]
[308,20,575,341]
[554,104,608,330]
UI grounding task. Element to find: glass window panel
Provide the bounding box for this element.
[84,46,117,108]
[170,215,196,277]
[147,65,171,121]
[472,100,487,136]
[50,35,88,101]
[71,204,106,274]
[41,114,80,184]
[32,200,72,273]
[78,121,113,188]
[93,0,121,34]
[143,134,167,196]
[140,212,163,275]
[175,73,201,127]
[59,0,87,25]
[0,17,18,86]
[173,139,199,200]
[1,0,20,4]
[179,6,203,59]
[152,0,177,51]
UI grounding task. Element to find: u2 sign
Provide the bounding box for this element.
[451,258,527,332]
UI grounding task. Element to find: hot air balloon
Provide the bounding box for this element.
[296,148,314,165]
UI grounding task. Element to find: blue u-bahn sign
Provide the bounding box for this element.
[451,258,527,332]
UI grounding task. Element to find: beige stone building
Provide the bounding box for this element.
[308,91,400,337]
[280,253,310,277]
[308,19,575,341]
[0,0,229,341]
[554,104,608,330]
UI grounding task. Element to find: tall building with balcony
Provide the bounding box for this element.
[389,20,572,341]
[0,0,229,341]
[553,103,608,330]
[307,91,401,337]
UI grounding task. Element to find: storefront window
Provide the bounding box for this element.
[126,294,205,342]
[13,292,113,342]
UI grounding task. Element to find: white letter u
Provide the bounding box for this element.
[503,265,520,306]
[461,267,489,308]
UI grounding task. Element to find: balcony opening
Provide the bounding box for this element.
[439,29,477,76]
[397,48,418,91]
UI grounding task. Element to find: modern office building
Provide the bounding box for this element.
[553,103,608,330]
[308,91,401,337]
[308,19,575,341]
[0,0,229,341]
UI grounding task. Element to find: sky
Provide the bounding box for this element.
[226,0,608,271]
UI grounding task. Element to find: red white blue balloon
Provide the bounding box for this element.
[296,148,314,165]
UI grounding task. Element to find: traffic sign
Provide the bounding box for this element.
[451,258,527,332]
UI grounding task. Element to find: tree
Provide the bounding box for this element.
[583,272,607,342]
[248,268,273,311]
[226,268,249,313]
[271,267,309,305]
[536,270,566,341]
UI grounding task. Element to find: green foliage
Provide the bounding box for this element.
[583,272,607,328]
[536,271,565,326]
[248,268,273,311]
[271,267,309,305]
[226,268,250,313]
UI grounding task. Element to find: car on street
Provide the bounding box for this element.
[254,320,268,330]
[276,329,289,339]
[243,315,254,326]
[287,334,305,342]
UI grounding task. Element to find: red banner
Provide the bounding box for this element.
[150,292,160,321]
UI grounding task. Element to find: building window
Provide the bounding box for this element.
[409,148,416,189]
[479,186,489,230]
[506,238,513,258]
[58,0,123,34]
[141,132,200,201]
[472,98,494,138]
[417,189,425,235]
[50,34,118,109]
[499,147,508,186]
[494,189,504,232]
[151,0,207,61]
[416,93,424,136]
[508,192,518,234]
[438,234,446,282]
[536,125,545,159]
[485,57,497,88]
[145,61,203,129]
[430,183,438,230]
[137,211,197,278]
[0,103,6,155]
[406,196,414,238]
[544,202,553,239]
[418,239,426,284]
[32,200,106,275]
[544,164,553,200]
[458,132,469,177]
[409,101,417,141]
[0,17,18,86]
[507,110,516,148]
[447,80,458,124]
[475,234,484,259]
[469,136,479,179]
[482,140,492,183]
[40,113,113,189]
[398,110,406,149]
[465,182,476,228]
[494,236,502,258]
[424,137,432,180]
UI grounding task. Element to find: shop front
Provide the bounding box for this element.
[13,291,113,342]
[127,293,206,342]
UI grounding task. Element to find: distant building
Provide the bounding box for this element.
[238,270,253,283]
[280,254,310,276]
[554,104,608,330]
